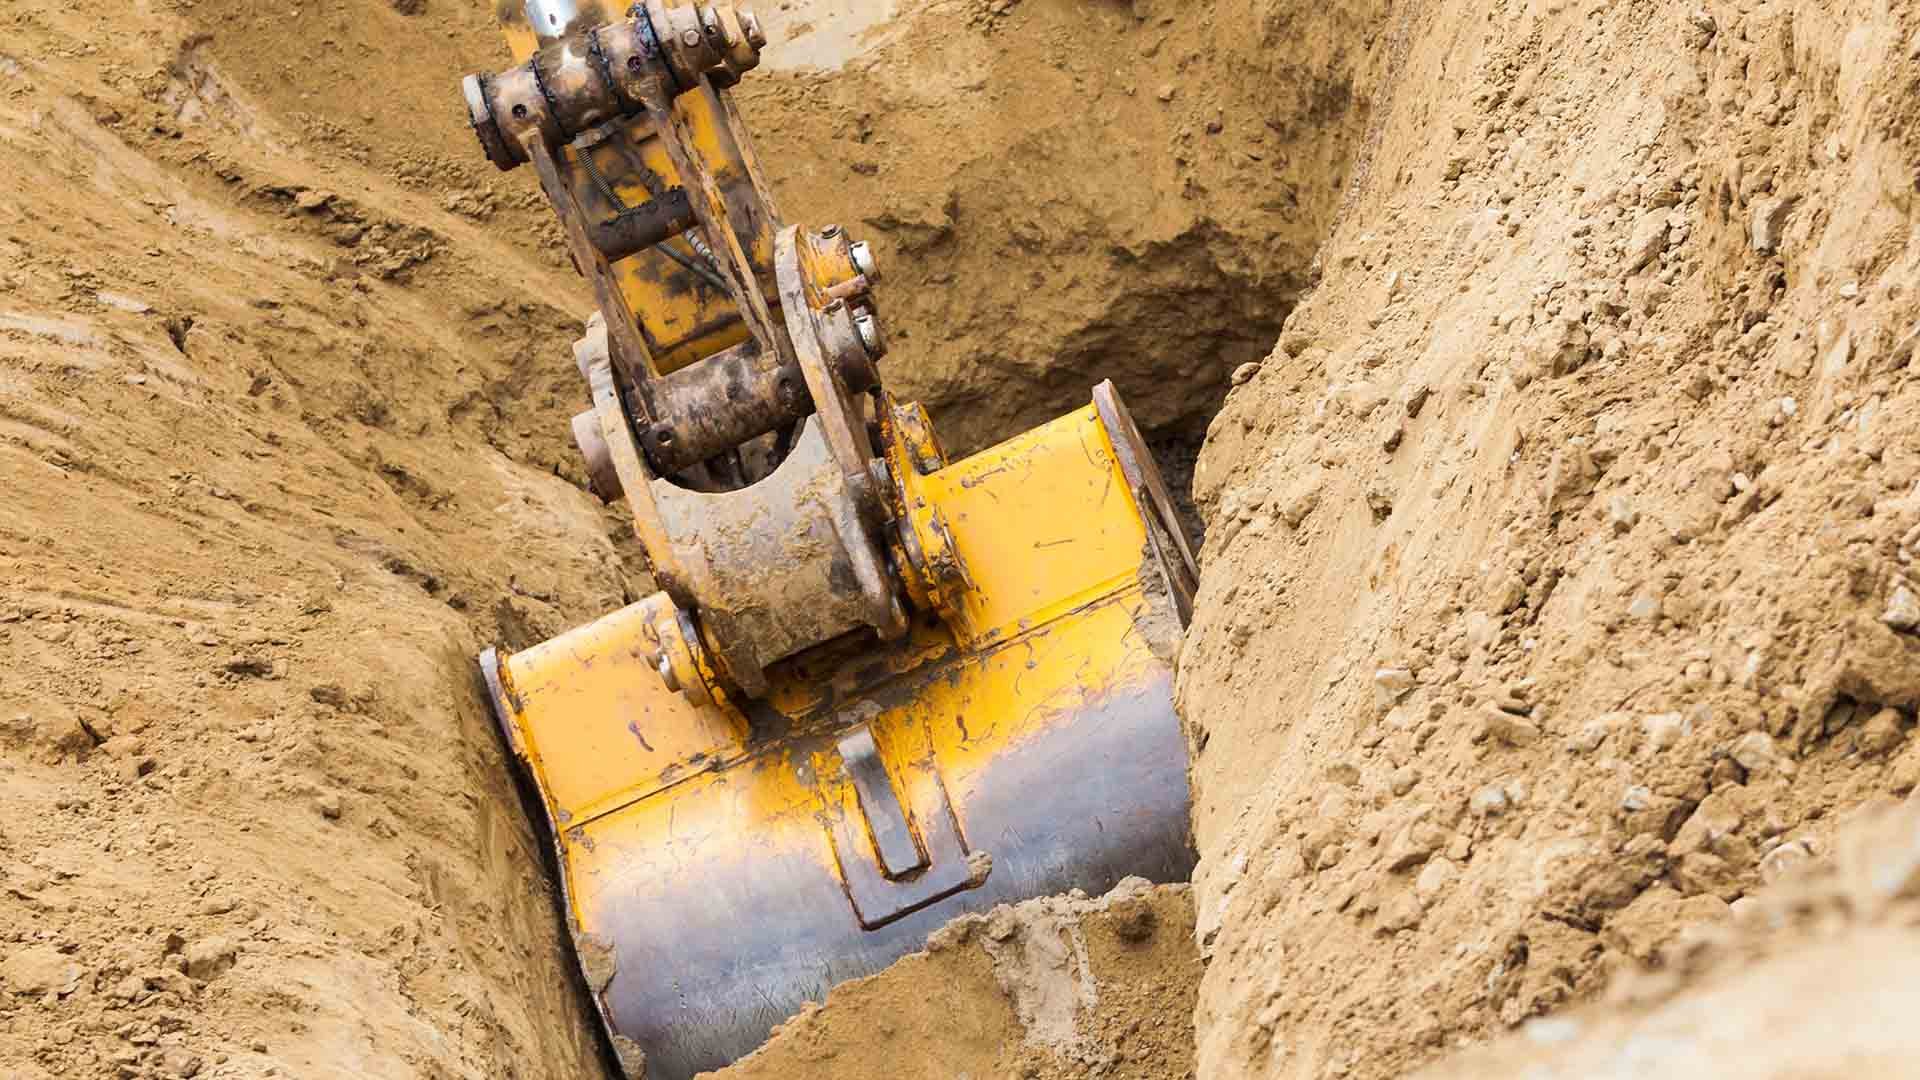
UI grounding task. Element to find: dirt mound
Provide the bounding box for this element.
[714,881,1199,1080]
[1179,0,1920,1075]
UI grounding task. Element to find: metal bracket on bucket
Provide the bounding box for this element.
[1093,380,1200,625]
[822,722,977,929]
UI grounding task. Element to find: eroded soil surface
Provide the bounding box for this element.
[5,0,1920,1078]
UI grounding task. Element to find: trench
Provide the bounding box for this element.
[0,2,1387,1079]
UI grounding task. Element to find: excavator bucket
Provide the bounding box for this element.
[480,386,1196,1078]
[460,4,1199,1075]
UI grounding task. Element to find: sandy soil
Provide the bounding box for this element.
[1179,0,1920,1074]
[717,882,1200,1080]
[733,0,1384,452]
[2,0,1235,1076]
[7,0,1920,1076]
[0,1,627,1076]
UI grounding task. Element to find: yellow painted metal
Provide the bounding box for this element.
[481,13,1190,1076]
[504,27,769,375]
[493,400,1152,831]
[893,403,1147,647]
[485,399,1192,1077]
[564,589,1165,916]
[489,600,748,828]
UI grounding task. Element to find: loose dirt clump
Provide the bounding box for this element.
[715,881,1200,1080]
[1419,795,1920,1079]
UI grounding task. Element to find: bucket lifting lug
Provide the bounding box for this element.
[821,723,981,930]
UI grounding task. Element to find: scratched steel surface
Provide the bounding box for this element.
[577,597,1192,1078]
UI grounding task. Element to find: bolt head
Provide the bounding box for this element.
[682,28,703,46]
[849,240,878,281]
[740,10,767,47]
[853,308,885,356]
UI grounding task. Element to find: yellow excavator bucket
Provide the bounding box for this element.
[461,4,1199,1075]
[480,391,1196,1078]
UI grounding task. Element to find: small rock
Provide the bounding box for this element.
[1414,856,1455,901]
[1625,214,1669,272]
[1229,361,1262,386]
[1749,195,1798,254]
[1386,815,1445,871]
[1490,685,1531,715]
[1279,479,1323,528]
[1620,784,1652,812]
[1377,891,1424,933]
[293,188,335,212]
[1856,708,1906,757]
[1731,731,1786,774]
[1884,586,1919,632]
[2,946,83,996]
[1390,765,1420,797]
[1372,667,1417,709]
[1108,896,1158,943]
[316,793,344,821]
[985,909,1019,943]
[183,938,238,981]
[159,1046,204,1078]
[1607,493,1639,534]
[1626,592,1662,622]
[1759,839,1813,884]
[1479,705,1541,748]
[101,734,145,758]
[1155,83,1176,102]
[1686,9,1718,46]
[96,291,152,314]
[1681,845,1743,895]
[1640,711,1690,753]
[1567,712,1625,754]
[1469,785,1509,817]
[1489,572,1527,614]
[1672,791,1744,857]
[1464,612,1500,649]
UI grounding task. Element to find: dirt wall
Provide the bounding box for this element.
[735,0,1387,451]
[1179,0,1920,1075]
[0,2,630,1076]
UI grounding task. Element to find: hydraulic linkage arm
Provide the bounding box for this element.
[462,4,1200,1077]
